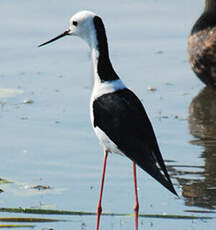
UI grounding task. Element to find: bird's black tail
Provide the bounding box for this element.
[133,150,178,196]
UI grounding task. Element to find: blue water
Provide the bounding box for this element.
[1,0,216,229]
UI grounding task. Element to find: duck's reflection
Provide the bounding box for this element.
[178,143,216,210]
[175,87,216,210]
[189,87,216,139]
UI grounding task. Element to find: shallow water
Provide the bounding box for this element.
[1,0,216,229]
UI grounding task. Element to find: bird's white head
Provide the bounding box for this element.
[68,11,96,38]
[39,10,99,48]
[39,10,119,82]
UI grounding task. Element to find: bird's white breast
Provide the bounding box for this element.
[90,78,126,123]
[90,78,126,154]
[91,78,126,100]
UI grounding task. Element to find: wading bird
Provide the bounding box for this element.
[39,10,177,230]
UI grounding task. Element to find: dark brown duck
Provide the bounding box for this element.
[188,0,216,87]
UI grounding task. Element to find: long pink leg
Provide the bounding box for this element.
[133,161,139,230]
[96,150,108,230]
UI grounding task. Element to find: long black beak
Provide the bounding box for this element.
[38,30,70,47]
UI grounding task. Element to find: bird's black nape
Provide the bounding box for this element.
[93,16,109,58]
[93,16,119,82]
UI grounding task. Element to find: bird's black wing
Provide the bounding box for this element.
[93,88,177,195]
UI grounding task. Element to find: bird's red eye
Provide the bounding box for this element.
[73,21,78,26]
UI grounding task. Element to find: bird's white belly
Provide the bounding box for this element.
[89,79,127,155]
[93,126,124,155]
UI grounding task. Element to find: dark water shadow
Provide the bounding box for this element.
[171,87,216,211]
[189,87,216,140]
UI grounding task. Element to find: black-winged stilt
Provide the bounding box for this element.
[188,0,216,87]
[39,10,177,230]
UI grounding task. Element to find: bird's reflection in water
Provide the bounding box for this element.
[189,87,216,140]
[174,87,216,211]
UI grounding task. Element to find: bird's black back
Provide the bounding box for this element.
[93,88,177,196]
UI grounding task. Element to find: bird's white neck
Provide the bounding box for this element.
[91,47,103,85]
[90,46,126,101]
[88,17,126,101]
[81,28,102,85]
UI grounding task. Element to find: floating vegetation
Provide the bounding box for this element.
[0,216,66,228]
[31,185,51,191]
[0,207,213,220]
[0,217,67,229]
[0,217,66,223]
[23,99,34,104]
[147,86,157,92]
[0,178,13,185]
[0,88,23,99]
[1,179,65,197]
[0,224,35,228]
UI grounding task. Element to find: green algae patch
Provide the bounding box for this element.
[0,178,13,185]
